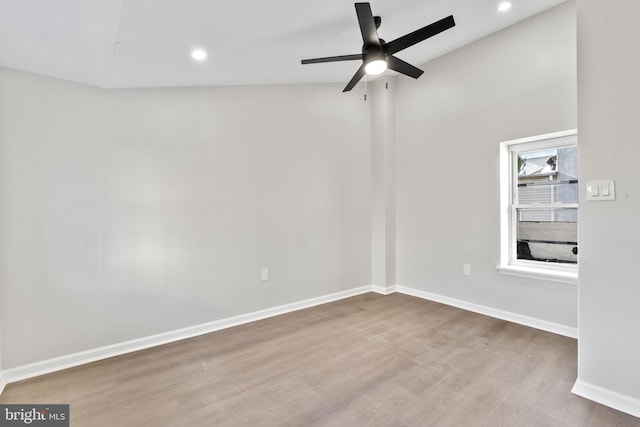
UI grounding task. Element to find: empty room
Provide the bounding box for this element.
[1,0,639,425]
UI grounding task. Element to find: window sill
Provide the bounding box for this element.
[497,264,578,285]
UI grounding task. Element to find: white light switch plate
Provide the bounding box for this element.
[586,180,615,201]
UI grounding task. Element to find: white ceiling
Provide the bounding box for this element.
[0,0,567,89]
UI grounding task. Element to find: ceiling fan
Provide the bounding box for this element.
[301,2,455,92]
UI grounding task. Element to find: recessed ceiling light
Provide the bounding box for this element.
[498,1,512,12]
[191,49,207,61]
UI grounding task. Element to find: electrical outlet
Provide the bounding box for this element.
[463,264,471,276]
[261,267,269,281]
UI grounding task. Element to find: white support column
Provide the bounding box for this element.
[370,77,396,292]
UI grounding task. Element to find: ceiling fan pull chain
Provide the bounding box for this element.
[364,76,368,101]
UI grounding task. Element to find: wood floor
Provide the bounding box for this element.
[2,293,639,426]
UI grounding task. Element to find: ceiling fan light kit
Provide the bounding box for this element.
[364,59,387,76]
[301,2,456,92]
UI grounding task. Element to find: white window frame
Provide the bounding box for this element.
[498,129,578,285]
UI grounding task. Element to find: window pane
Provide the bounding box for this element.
[516,207,578,264]
[517,146,578,204]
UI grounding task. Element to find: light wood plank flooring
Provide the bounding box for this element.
[2,293,639,426]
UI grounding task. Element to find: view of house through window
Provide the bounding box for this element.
[515,145,578,264]
[500,130,578,278]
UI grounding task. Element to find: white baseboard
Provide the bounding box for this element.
[395,285,578,339]
[1,285,372,387]
[572,379,640,418]
[371,285,397,295]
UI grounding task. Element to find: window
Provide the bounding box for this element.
[499,130,578,284]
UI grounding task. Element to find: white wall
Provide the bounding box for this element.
[395,2,578,327]
[0,68,372,368]
[574,0,640,414]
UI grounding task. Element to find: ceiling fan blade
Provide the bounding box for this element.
[343,64,366,92]
[301,54,363,64]
[355,2,381,48]
[386,15,455,55]
[387,55,424,79]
